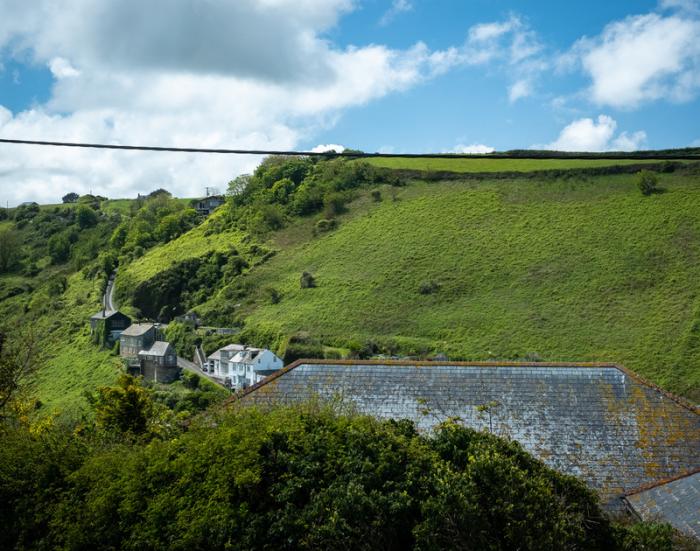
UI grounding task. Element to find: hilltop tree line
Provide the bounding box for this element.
[222,155,400,236]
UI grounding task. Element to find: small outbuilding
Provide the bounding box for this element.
[90,310,132,344]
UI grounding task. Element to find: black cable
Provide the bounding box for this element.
[0,138,699,160]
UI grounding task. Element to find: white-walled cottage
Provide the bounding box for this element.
[207,343,245,378]
[206,344,283,389]
[228,348,283,389]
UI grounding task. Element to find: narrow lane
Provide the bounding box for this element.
[177,356,231,391]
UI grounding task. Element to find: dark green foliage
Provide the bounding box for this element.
[418,280,440,295]
[132,251,243,321]
[13,202,39,223]
[0,229,22,272]
[637,170,659,196]
[48,232,71,264]
[0,405,643,550]
[148,188,172,199]
[91,319,109,347]
[181,370,201,390]
[300,271,316,288]
[62,192,80,203]
[76,204,98,229]
[264,286,282,304]
[371,189,382,202]
[86,374,153,435]
[165,321,197,358]
[283,342,325,362]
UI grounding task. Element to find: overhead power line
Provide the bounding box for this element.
[0,137,699,160]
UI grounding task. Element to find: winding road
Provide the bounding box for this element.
[104,270,117,312]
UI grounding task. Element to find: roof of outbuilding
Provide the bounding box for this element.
[90,310,129,321]
[623,469,700,540]
[121,323,155,337]
[138,341,172,357]
[233,360,700,506]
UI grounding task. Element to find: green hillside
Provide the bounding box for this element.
[184,165,700,400]
[0,192,225,415]
[3,156,700,415]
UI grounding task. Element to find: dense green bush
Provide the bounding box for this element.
[300,271,316,289]
[76,204,98,229]
[1,404,645,550]
[637,170,659,196]
[418,280,440,295]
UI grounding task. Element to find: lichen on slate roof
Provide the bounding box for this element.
[624,469,700,540]
[235,361,700,507]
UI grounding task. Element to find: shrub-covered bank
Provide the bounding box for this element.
[0,394,693,550]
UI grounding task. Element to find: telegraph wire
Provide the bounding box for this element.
[0,138,699,160]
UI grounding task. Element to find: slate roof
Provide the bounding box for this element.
[138,341,172,357]
[121,323,155,337]
[208,344,246,362]
[623,469,700,539]
[234,360,700,506]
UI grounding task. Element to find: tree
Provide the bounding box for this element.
[76,204,98,229]
[0,327,40,418]
[637,170,659,196]
[0,229,22,273]
[227,174,251,196]
[62,192,79,204]
[87,374,153,435]
[48,233,71,264]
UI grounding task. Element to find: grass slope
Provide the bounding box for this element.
[120,210,245,288]
[0,269,123,414]
[365,157,684,173]
[231,171,700,399]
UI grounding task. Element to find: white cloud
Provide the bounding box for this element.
[540,115,647,151]
[0,0,500,205]
[508,79,532,102]
[468,20,515,43]
[380,0,412,26]
[450,143,495,154]
[612,130,648,151]
[49,57,80,79]
[569,12,700,108]
[660,0,700,15]
[690,138,700,146]
[311,143,345,153]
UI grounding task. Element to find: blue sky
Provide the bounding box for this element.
[0,0,699,204]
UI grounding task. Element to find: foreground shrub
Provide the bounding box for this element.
[1,403,685,550]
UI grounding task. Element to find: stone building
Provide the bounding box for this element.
[119,323,158,361]
[138,341,179,383]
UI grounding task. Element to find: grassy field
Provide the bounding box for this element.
[212,170,700,400]
[364,156,687,173]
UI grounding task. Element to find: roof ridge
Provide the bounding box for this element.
[226,359,698,415]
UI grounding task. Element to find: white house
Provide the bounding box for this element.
[207,343,245,378]
[228,348,283,390]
